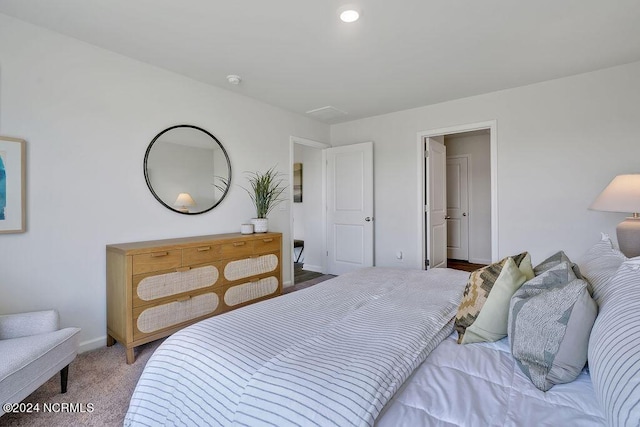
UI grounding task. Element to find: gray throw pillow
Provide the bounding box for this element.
[509,262,597,391]
[533,250,582,279]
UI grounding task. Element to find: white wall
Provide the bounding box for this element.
[0,14,328,351]
[445,133,491,264]
[331,61,640,268]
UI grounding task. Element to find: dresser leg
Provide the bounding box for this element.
[126,347,135,364]
[107,334,115,347]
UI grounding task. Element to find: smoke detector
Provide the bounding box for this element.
[226,75,242,85]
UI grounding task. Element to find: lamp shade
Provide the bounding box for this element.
[174,192,196,207]
[590,174,640,214]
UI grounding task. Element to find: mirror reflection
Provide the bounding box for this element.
[144,125,231,214]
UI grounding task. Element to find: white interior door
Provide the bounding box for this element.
[446,156,469,260]
[426,137,447,269]
[326,142,374,275]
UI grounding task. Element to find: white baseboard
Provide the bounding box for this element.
[302,264,323,273]
[79,336,106,354]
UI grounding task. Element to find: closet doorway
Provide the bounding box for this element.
[444,130,492,266]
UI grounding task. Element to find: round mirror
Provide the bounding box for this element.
[144,125,231,215]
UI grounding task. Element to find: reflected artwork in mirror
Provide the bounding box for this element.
[144,125,232,215]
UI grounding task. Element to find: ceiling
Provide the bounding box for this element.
[1,1,639,124]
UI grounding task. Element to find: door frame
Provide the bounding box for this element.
[288,136,331,286]
[416,120,498,269]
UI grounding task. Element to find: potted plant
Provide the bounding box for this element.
[242,166,286,233]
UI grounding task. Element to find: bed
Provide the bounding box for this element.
[124,237,640,426]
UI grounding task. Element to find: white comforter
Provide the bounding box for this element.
[125,267,469,427]
[377,333,606,426]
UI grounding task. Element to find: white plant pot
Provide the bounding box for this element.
[251,218,268,233]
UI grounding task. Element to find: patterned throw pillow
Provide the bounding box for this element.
[509,262,597,391]
[589,258,640,426]
[455,252,533,344]
[577,233,627,305]
[533,250,583,278]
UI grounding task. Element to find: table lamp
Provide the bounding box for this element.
[174,192,196,213]
[590,174,640,257]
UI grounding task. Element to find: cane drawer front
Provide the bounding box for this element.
[107,232,282,363]
[183,244,222,266]
[253,236,281,254]
[223,253,279,282]
[219,240,254,259]
[132,264,221,308]
[132,250,182,275]
[133,290,220,340]
[224,276,279,307]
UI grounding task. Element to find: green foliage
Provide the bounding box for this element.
[242,166,287,218]
[213,176,229,194]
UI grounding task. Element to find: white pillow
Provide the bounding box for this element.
[577,233,627,306]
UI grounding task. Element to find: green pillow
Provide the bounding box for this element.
[455,252,533,344]
[461,257,527,344]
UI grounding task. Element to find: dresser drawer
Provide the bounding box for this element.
[132,265,220,307]
[254,236,280,254]
[183,244,222,266]
[224,276,279,307]
[223,253,279,282]
[132,250,182,275]
[133,291,220,340]
[220,240,254,258]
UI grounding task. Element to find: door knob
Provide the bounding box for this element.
[462,213,467,216]
[444,215,451,220]
[365,217,372,222]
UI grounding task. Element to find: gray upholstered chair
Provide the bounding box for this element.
[0,310,80,416]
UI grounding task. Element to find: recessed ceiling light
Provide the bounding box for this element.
[339,9,360,23]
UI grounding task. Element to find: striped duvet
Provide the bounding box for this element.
[124,267,469,427]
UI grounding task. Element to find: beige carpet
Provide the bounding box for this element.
[1,340,163,427]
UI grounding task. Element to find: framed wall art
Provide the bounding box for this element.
[0,136,26,233]
[293,162,303,203]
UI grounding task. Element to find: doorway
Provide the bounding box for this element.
[289,137,328,285]
[418,121,498,270]
[444,130,492,266]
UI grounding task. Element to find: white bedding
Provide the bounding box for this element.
[377,333,606,426]
[125,267,469,427]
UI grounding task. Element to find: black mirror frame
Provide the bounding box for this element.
[143,124,232,215]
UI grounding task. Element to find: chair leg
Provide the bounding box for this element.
[60,365,69,394]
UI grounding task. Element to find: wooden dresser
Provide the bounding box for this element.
[106,232,282,363]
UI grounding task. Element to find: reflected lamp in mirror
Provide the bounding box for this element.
[144,125,232,215]
[174,192,196,213]
[590,174,640,257]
